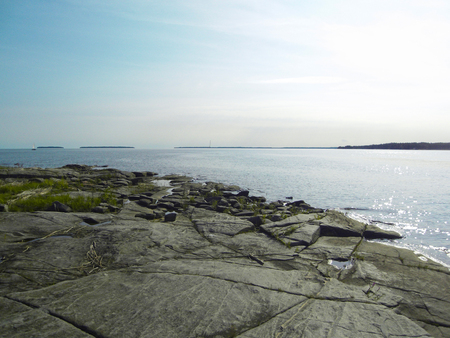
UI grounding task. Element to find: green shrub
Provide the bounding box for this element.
[211,200,219,210]
[100,189,117,206]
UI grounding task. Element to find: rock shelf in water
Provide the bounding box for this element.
[0,165,449,337]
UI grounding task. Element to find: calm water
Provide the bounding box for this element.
[1,148,449,267]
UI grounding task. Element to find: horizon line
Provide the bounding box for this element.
[175,146,338,149]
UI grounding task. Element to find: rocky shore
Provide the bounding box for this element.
[1,165,449,337]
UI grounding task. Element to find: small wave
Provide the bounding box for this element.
[339,207,398,214]
[340,207,372,211]
[369,220,396,226]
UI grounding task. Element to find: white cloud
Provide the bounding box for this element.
[323,12,450,85]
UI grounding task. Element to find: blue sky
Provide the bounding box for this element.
[1,0,449,148]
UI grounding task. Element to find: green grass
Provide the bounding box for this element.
[211,199,219,210]
[283,225,298,236]
[314,213,326,220]
[129,182,156,194]
[0,179,69,204]
[0,179,117,212]
[203,189,223,198]
[9,194,102,212]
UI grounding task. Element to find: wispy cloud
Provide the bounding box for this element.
[3,0,450,148]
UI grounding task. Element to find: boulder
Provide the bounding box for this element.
[158,202,175,210]
[113,179,130,186]
[135,212,155,220]
[237,190,249,197]
[91,206,107,213]
[235,210,254,217]
[136,198,153,208]
[249,196,266,203]
[130,177,144,185]
[247,215,264,226]
[317,210,366,237]
[46,201,72,212]
[270,214,282,222]
[164,212,177,222]
[363,224,402,239]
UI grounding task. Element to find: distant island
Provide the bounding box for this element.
[80,146,135,149]
[338,142,450,150]
[37,146,64,149]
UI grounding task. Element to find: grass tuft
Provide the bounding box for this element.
[9,194,103,212]
[1,178,117,212]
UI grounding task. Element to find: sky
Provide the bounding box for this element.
[1,0,450,149]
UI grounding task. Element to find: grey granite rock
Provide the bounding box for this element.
[0,167,448,338]
[164,212,177,222]
[135,212,155,220]
[46,201,72,212]
[0,297,93,338]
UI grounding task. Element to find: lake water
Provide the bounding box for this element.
[1,148,449,267]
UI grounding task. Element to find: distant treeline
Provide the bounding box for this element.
[175,146,336,149]
[80,146,134,149]
[339,142,450,150]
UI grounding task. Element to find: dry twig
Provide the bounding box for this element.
[83,241,103,274]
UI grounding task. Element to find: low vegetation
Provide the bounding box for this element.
[129,182,156,194]
[0,178,117,212]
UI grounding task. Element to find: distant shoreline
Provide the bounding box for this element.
[37,146,64,149]
[80,146,135,149]
[338,142,450,150]
[176,143,450,150]
[175,146,337,149]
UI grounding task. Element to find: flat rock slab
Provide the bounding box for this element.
[6,268,305,338]
[262,223,321,247]
[0,168,71,179]
[0,297,93,338]
[283,224,321,246]
[192,209,254,237]
[351,241,450,336]
[139,260,325,297]
[239,298,432,338]
[300,236,362,261]
[1,182,449,338]
[4,264,433,338]
[264,213,319,228]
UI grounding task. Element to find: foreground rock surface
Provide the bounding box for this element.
[0,166,449,337]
